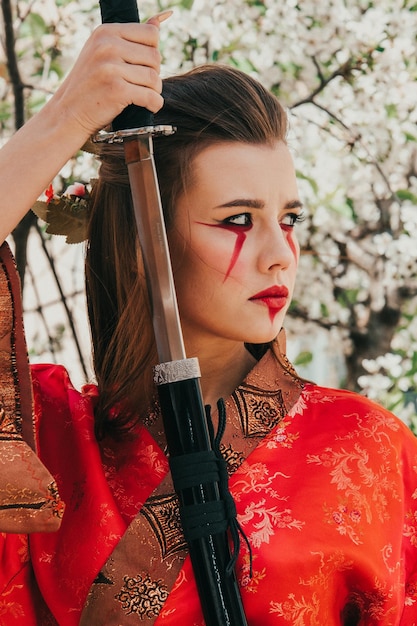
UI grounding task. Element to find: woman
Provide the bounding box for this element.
[2,35,417,626]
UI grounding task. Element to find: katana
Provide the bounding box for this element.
[96,2,249,624]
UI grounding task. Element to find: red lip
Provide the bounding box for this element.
[249,285,289,312]
[250,285,289,300]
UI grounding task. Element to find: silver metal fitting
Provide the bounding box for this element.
[92,125,176,144]
[154,358,201,385]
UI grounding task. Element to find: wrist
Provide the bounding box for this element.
[39,88,92,150]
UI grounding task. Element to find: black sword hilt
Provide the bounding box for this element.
[100,0,153,130]
[154,361,249,625]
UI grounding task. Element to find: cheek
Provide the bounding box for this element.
[194,234,235,280]
[171,230,231,294]
[198,235,254,287]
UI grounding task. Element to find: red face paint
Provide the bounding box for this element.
[196,222,252,282]
[281,224,298,259]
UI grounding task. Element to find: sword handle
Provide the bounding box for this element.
[99,0,139,22]
[99,0,153,130]
[155,362,248,626]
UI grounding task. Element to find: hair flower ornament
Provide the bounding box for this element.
[32,181,94,244]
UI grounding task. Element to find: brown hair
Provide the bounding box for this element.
[85,64,288,438]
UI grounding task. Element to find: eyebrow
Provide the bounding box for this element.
[215,198,304,210]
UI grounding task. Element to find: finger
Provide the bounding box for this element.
[131,86,164,113]
[92,22,160,49]
[89,25,162,72]
[146,10,173,27]
[113,81,164,113]
[121,63,163,95]
[106,62,163,109]
[115,39,162,71]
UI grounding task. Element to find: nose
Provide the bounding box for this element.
[258,223,298,273]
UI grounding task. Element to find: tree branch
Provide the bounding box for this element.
[290,57,355,110]
[1,0,25,130]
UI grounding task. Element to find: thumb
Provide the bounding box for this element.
[146,10,173,27]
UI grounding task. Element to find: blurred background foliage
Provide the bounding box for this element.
[2,0,417,429]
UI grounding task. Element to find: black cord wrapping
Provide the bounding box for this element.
[169,399,252,578]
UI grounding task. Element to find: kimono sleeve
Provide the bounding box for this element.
[0,532,50,624]
[0,241,64,533]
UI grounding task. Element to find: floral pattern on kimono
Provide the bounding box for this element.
[1,350,417,625]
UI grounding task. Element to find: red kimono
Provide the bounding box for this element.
[2,346,417,625]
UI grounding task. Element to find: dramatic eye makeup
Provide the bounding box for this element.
[280,211,305,231]
[196,198,304,281]
[196,215,252,281]
[279,201,304,258]
[223,213,252,227]
[194,199,261,281]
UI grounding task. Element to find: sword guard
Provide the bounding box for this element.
[92,125,176,144]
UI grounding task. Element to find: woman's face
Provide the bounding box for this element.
[168,140,302,352]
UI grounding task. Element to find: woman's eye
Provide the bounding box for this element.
[281,211,305,229]
[223,213,252,227]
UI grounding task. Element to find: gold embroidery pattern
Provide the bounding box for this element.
[48,480,65,519]
[220,443,245,474]
[115,573,169,618]
[232,386,286,437]
[141,493,186,558]
[0,400,21,440]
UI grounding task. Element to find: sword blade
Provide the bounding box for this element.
[123,133,185,363]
